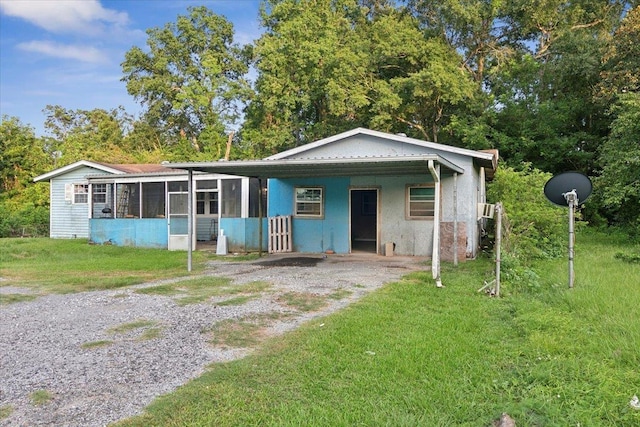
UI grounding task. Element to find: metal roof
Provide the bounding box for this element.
[265,127,497,170]
[166,154,464,179]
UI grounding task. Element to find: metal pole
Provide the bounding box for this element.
[568,194,575,289]
[453,172,458,267]
[187,169,193,272]
[495,202,502,297]
[258,178,264,257]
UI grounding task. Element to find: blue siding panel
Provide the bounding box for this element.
[90,219,168,248]
[269,177,350,254]
[219,218,268,252]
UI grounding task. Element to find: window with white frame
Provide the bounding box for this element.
[406,184,435,218]
[74,184,88,204]
[92,184,107,204]
[295,187,323,217]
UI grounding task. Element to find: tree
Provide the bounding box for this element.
[242,0,371,155]
[121,6,252,159]
[43,105,135,164]
[0,116,49,196]
[595,7,640,234]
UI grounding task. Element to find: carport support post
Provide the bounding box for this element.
[187,169,193,272]
[453,172,458,267]
[428,160,442,287]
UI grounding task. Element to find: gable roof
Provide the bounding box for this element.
[266,127,497,170]
[33,161,181,182]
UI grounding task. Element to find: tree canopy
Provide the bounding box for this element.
[2,1,639,237]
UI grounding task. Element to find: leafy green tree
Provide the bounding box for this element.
[122,6,252,159]
[0,116,51,237]
[596,94,640,234]
[242,0,370,155]
[0,116,50,196]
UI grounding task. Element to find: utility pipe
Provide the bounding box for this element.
[428,160,442,288]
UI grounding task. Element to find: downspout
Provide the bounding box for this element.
[187,169,193,272]
[453,172,458,267]
[428,160,442,288]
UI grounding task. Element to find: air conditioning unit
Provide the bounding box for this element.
[478,203,495,219]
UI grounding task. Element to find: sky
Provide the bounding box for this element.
[0,0,263,136]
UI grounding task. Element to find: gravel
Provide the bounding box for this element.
[0,253,425,427]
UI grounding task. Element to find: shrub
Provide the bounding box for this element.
[488,165,568,260]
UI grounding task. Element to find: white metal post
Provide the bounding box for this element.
[187,169,193,272]
[495,202,502,297]
[428,160,442,287]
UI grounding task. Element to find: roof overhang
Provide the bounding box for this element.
[166,155,464,179]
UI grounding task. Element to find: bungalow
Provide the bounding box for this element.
[35,128,498,279]
[168,128,498,265]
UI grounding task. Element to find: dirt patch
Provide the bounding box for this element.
[254,256,324,267]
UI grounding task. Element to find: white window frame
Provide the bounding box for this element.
[295,187,324,218]
[92,183,107,204]
[73,183,89,204]
[406,184,435,219]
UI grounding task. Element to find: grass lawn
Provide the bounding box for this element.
[0,238,210,294]
[114,230,640,426]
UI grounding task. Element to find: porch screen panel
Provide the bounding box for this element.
[142,182,165,218]
[221,179,241,218]
[116,183,140,218]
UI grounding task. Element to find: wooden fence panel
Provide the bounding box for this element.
[268,216,292,253]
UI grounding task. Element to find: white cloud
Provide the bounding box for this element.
[17,40,108,64]
[0,0,129,36]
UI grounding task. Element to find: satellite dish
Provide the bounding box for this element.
[544,172,592,206]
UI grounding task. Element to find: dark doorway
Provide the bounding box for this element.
[350,189,378,253]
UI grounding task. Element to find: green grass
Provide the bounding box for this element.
[277,291,328,312]
[136,278,272,305]
[0,405,13,420]
[81,340,114,349]
[116,230,640,426]
[0,293,38,305]
[30,390,53,406]
[0,238,212,294]
[108,320,157,334]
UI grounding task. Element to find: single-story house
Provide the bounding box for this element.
[168,128,498,264]
[34,160,265,250]
[35,128,497,280]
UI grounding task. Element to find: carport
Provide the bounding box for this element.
[167,154,465,287]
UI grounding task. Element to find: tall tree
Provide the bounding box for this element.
[0,116,49,196]
[121,6,252,158]
[242,0,371,155]
[595,6,640,232]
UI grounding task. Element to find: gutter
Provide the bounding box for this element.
[428,160,443,288]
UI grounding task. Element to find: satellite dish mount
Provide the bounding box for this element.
[544,172,592,289]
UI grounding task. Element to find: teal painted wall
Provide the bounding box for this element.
[90,219,168,248]
[219,217,268,252]
[268,177,350,253]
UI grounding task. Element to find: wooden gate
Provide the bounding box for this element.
[268,216,292,253]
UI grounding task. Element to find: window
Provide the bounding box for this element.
[196,191,218,215]
[295,187,323,217]
[92,184,107,204]
[407,185,435,218]
[74,184,88,204]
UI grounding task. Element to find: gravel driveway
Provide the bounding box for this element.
[0,253,425,427]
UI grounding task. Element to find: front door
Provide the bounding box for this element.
[350,189,378,253]
[168,192,191,250]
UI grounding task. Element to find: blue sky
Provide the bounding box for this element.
[0,0,263,136]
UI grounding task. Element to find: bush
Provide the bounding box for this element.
[0,202,49,237]
[488,165,568,260]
